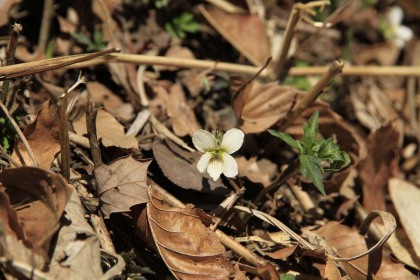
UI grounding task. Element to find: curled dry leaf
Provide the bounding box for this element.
[12,100,60,169]
[310,220,416,279]
[0,167,73,260]
[49,191,105,280]
[231,78,300,134]
[153,84,200,137]
[94,155,151,218]
[152,140,229,195]
[200,6,271,66]
[145,187,235,279]
[73,109,138,149]
[359,123,399,212]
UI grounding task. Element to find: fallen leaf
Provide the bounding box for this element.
[49,191,105,280]
[0,167,73,259]
[152,140,229,195]
[145,187,234,279]
[389,178,420,259]
[154,84,200,137]
[0,0,21,27]
[359,124,399,212]
[236,156,276,187]
[200,6,271,66]
[87,81,134,121]
[312,221,416,279]
[94,155,151,218]
[12,100,60,169]
[231,78,300,134]
[73,109,138,149]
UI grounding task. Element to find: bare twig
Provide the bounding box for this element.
[0,48,119,81]
[0,100,38,166]
[278,59,344,131]
[254,158,300,205]
[58,73,86,181]
[39,0,54,53]
[58,91,70,181]
[87,102,103,168]
[90,214,116,253]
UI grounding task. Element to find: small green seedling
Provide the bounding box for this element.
[165,12,200,39]
[268,111,350,195]
[71,29,107,51]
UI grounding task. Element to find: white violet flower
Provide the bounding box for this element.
[384,6,413,48]
[192,128,244,181]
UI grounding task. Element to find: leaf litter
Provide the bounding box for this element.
[1,1,420,279]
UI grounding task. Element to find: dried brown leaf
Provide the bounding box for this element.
[73,109,138,149]
[200,6,271,66]
[146,187,234,279]
[154,84,200,137]
[389,178,420,259]
[49,191,105,280]
[12,100,60,169]
[0,167,72,259]
[87,81,134,121]
[0,0,21,27]
[94,155,151,218]
[152,140,229,195]
[359,124,399,212]
[236,156,276,187]
[231,78,300,134]
[312,221,416,279]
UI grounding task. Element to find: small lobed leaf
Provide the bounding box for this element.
[302,111,319,149]
[94,155,151,218]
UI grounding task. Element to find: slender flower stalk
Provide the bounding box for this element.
[192,128,244,181]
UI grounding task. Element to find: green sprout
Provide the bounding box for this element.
[268,111,350,195]
[71,28,107,51]
[165,12,200,39]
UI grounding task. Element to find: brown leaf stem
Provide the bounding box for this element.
[87,102,103,168]
[254,158,300,205]
[278,59,344,131]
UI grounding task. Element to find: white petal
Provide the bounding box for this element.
[396,25,413,41]
[221,128,244,154]
[222,154,238,178]
[197,152,212,173]
[207,158,224,181]
[192,130,216,152]
[387,6,403,26]
[392,36,405,48]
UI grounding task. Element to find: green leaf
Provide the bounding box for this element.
[268,129,303,153]
[299,154,325,195]
[280,273,296,280]
[302,111,319,148]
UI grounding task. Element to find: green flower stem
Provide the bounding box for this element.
[254,158,300,205]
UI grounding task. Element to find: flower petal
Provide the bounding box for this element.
[197,152,212,173]
[207,158,224,181]
[221,128,244,154]
[192,130,216,152]
[222,154,238,178]
[396,25,413,41]
[387,6,403,26]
